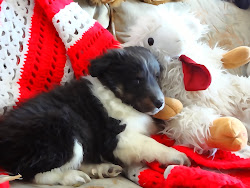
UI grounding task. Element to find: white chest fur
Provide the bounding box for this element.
[86,76,157,136]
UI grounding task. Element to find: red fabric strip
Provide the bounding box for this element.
[17,2,66,104]
[67,21,120,79]
[0,170,9,188]
[173,145,250,170]
[165,166,244,188]
[35,0,72,21]
[0,0,3,16]
[0,0,3,7]
[0,182,9,188]
[138,168,165,188]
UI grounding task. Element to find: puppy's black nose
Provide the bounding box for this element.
[154,99,164,109]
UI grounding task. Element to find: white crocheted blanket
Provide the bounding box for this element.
[0,0,119,115]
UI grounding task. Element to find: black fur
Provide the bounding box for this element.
[0,79,124,180]
[234,0,250,9]
[0,46,163,181]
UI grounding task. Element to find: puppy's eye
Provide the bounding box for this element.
[148,38,154,46]
[155,73,160,80]
[134,79,140,85]
[133,77,142,85]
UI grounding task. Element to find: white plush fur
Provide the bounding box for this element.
[87,76,189,166]
[124,8,250,153]
[124,6,208,65]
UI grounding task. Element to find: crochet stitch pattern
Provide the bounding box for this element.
[132,134,250,188]
[0,0,120,114]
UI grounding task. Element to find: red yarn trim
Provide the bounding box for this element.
[0,0,3,25]
[138,169,165,188]
[0,182,9,188]
[0,170,9,188]
[147,161,165,174]
[0,0,3,10]
[173,146,250,170]
[67,21,120,79]
[17,2,66,104]
[151,134,175,147]
[229,170,250,187]
[36,0,73,21]
[165,166,244,188]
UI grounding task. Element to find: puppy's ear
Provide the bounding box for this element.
[89,48,125,77]
[89,57,111,77]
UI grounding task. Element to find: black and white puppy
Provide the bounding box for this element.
[0,46,189,185]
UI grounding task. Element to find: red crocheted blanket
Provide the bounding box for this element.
[0,170,9,188]
[139,134,250,188]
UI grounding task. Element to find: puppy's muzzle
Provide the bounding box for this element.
[147,97,165,115]
[153,99,164,109]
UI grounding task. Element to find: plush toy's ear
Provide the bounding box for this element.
[89,56,112,77]
[180,55,211,91]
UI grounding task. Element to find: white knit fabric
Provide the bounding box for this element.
[52,2,96,49]
[60,55,75,85]
[0,0,34,115]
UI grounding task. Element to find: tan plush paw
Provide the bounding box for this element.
[153,97,183,120]
[222,46,250,69]
[206,117,248,151]
[142,0,181,5]
[89,0,124,7]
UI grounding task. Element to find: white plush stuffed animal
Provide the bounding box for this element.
[124,7,250,153]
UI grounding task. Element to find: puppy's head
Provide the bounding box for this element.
[89,46,164,115]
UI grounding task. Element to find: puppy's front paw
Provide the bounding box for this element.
[80,163,123,179]
[60,170,91,186]
[154,147,191,166]
[167,149,191,166]
[91,163,123,179]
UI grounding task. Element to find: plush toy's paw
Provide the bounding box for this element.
[141,0,181,5]
[222,46,250,69]
[89,0,124,7]
[206,117,248,151]
[153,97,183,120]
